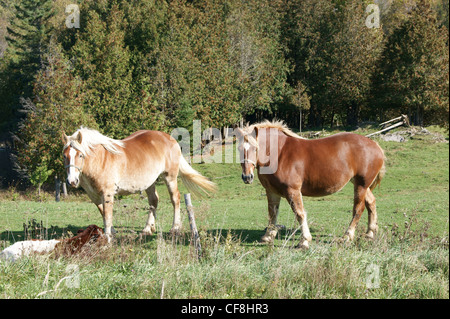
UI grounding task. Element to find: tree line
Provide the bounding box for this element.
[0,0,448,188]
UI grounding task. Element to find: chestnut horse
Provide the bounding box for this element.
[236,120,385,249]
[62,127,215,242]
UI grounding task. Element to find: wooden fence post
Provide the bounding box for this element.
[184,193,202,259]
[55,175,61,202]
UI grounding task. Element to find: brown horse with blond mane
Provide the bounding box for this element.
[236,120,385,249]
[62,127,215,242]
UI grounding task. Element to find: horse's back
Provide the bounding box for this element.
[307,133,384,187]
[274,132,384,196]
[122,130,174,144]
[121,130,177,154]
[302,132,383,160]
[114,130,180,193]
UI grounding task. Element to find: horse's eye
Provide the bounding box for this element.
[79,154,84,158]
[63,155,67,159]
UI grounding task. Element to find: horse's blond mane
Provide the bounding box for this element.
[65,127,124,156]
[243,120,304,147]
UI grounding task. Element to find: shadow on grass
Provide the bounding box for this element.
[113,223,338,246]
[1,220,335,251]
[210,226,335,246]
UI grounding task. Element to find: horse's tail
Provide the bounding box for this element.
[370,146,386,191]
[370,162,385,191]
[178,155,216,197]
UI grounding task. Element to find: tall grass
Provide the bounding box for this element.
[0,223,448,299]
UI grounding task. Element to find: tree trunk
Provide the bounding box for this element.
[299,107,302,133]
[308,104,322,128]
[346,101,359,127]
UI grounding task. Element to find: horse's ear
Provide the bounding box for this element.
[235,127,245,139]
[253,126,258,139]
[76,131,83,144]
[62,132,69,145]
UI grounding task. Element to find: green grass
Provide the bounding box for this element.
[0,126,448,299]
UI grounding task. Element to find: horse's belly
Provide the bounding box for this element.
[301,178,351,197]
[301,186,342,197]
[116,171,160,195]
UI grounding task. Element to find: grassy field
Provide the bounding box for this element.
[0,126,448,299]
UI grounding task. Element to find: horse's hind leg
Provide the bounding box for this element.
[365,188,378,239]
[163,172,182,235]
[142,184,159,236]
[287,190,312,249]
[344,184,367,241]
[260,191,281,243]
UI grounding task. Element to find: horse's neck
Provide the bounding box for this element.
[257,129,287,152]
[256,129,287,167]
[81,146,109,186]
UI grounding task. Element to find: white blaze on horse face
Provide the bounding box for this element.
[242,143,253,169]
[67,147,80,186]
[241,142,255,179]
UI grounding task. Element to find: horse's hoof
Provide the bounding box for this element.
[105,234,115,245]
[335,234,353,245]
[259,235,274,244]
[365,231,375,240]
[295,240,310,250]
[140,231,153,238]
[170,228,182,237]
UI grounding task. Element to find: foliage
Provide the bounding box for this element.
[371,0,449,127]
[67,0,160,138]
[0,0,448,186]
[0,0,53,132]
[280,0,385,127]
[29,161,53,195]
[14,40,98,185]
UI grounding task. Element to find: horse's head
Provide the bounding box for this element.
[236,127,258,184]
[62,131,85,188]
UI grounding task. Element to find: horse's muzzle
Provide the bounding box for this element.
[242,173,254,184]
[67,177,80,188]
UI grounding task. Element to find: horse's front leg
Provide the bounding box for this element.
[102,192,115,243]
[84,190,116,242]
[287,189,312,249]
[260,191,281,243]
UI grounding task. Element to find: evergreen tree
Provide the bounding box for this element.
[0,0,53,132]
[14,40,97,188]
[280,0,384,127]
[70,0,163,138]
[279,0,336,127]
[227,0,288,122]
[327,0,384,127]
[372,0,449,127]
